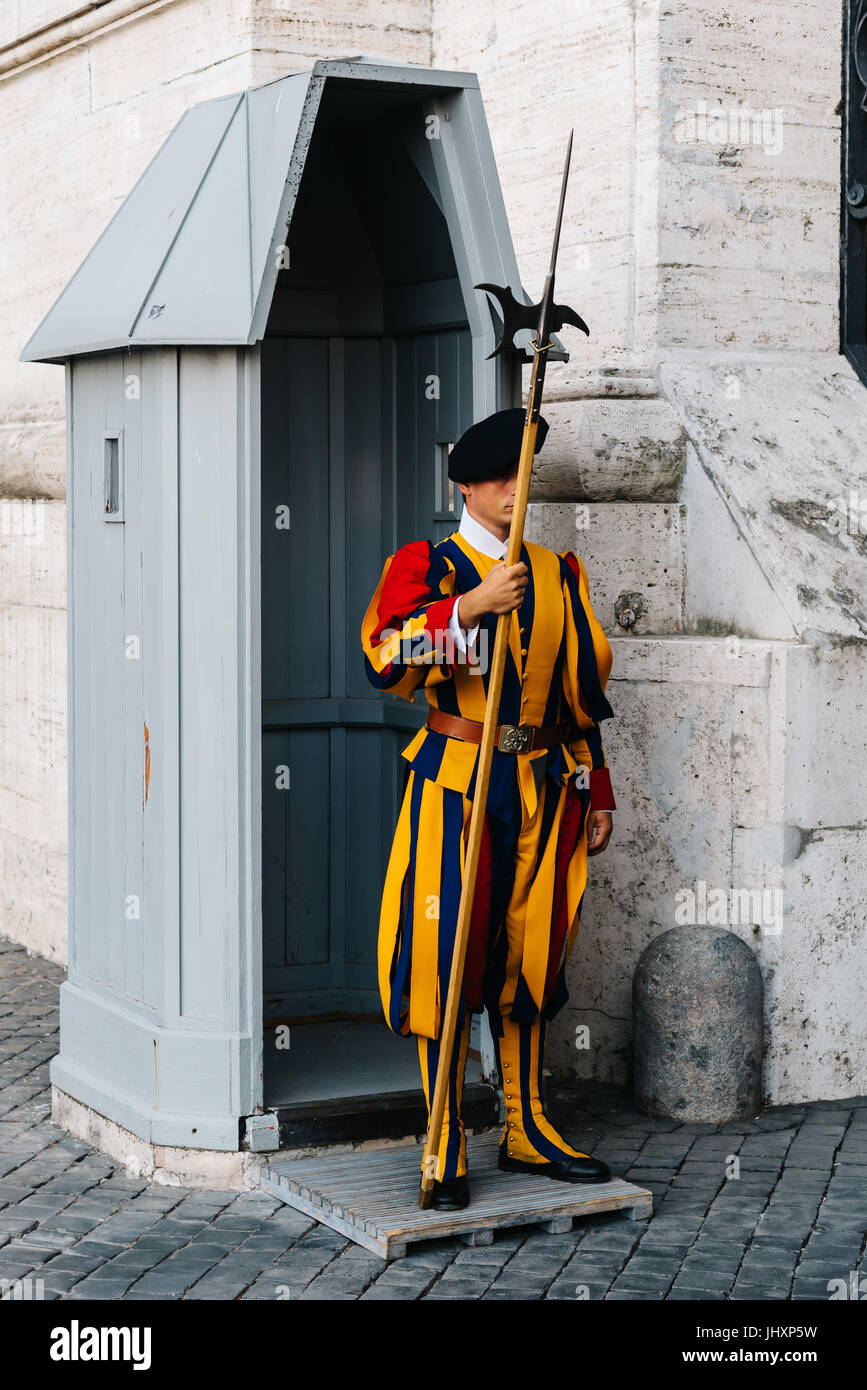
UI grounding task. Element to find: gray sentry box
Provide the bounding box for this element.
[21,57,568,1155]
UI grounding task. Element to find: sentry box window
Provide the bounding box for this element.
[103,431,123,522]
[434,441,458,522]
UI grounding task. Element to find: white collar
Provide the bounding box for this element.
[457,505,508,560]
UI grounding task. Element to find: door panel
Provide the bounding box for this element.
[261,329,472,1018]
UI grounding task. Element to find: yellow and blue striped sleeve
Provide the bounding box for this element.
[559,550,616,811]
[361,540,459,702]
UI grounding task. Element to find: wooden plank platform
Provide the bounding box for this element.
[258,1133,653,1260]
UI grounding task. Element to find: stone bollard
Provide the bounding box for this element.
[633,926,763,1123]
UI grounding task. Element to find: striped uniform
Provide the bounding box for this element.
[360,527,615,1180]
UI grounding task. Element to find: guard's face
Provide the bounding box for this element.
[459,464,520,528]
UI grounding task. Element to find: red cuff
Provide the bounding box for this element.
[589,768,616,812]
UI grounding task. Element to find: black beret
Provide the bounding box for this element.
[447,407,549,483]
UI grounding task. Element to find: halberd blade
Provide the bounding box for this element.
[474,132,589,357]
[474,284,589,356]
[474,282,540,358]
[551,302,590,337]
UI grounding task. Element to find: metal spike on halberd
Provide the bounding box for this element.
[474,130,589,358]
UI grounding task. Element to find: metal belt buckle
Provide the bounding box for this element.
[498,723,534,753]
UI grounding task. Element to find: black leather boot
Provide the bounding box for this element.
[492,1014,614,1183]
[498,1150,611,1183]
[419,1173,471,1209]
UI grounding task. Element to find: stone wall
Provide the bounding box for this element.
[429,0,864,1103]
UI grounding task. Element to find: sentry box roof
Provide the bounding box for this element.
[20,56,567,365]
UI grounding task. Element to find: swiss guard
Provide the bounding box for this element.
[360,406,617,1211]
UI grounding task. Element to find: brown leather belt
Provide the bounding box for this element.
[426,707,570,754]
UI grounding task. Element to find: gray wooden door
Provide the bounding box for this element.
[261,329,472,1018]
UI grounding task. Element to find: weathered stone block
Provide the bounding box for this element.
[633,926,763,1123]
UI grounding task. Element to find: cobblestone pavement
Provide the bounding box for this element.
[2,938,865,1303]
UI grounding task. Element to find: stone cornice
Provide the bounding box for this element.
[0,0,181,80]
